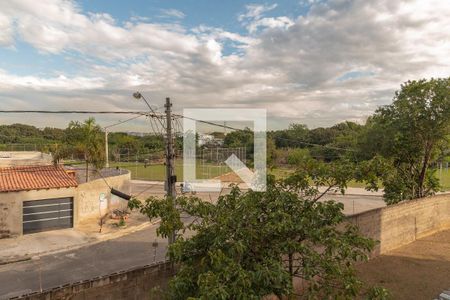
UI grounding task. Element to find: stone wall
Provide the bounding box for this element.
[11,261,175,300]
[347,193,450,255]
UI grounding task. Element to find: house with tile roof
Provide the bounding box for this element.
[0,164,130,238]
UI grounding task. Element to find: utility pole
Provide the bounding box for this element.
[165,97,177,244]
[105,129,109,168]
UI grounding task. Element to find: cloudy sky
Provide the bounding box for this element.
[0,0,449,131]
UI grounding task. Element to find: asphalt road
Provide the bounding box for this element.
[0,225,168,299]
[0,181,385,299]
[131,180,386,215]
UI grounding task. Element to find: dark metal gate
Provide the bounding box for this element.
[23,197,73,234]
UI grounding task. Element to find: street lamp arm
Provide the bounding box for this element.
[134,92,166,129]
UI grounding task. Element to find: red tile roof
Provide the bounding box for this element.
[0,165,78,193]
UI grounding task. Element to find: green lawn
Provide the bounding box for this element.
[269,167,450,191]
[111,161,232,181]
[98,161,450,191]
[436,169,450,190]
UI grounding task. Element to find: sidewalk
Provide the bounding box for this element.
[0,211,154,265]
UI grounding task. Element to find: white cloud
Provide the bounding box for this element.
[238,3,293,33]
[160,8,185,19]
[238,4,278,21]
[192,25,258,49]
[0,70,105,90]
[0,0,449,129]
[0,1,199,59]
[0,13,14,46]
[247,16,294,33]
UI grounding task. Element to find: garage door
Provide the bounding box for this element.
[23,197,73,234]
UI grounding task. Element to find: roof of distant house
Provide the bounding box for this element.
[0,165,78,193]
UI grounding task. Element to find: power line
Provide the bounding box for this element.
[133,92,167,129]
[174,114,356,153]
[176,115,241,131]
[0,110,355,152]
[0,110,148,114]
[104,114,145,129]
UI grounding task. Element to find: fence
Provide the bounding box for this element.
[107,147,247,181]
[2,145,247,181]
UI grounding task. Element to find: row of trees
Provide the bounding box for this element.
[0,123,64,145]
[224,78,450,204]
[0,122,165,156]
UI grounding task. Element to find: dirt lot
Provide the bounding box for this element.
[357,228,450,299]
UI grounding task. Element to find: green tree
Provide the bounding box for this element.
[286,148,311,166]
[65,118,105,181]
[50,143,70,166]
[358,78,450,203]
[271,123,309,149]
[223,128,254,161]
[129,159,377,299]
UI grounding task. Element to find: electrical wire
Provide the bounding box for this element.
[0,110,148,114]
[174,114,356,153]
[0,109,355,152]
[104,114,145,129]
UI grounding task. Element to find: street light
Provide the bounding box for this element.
[133,91,165,129]
[133,92,142,100]
[134,92,177,245]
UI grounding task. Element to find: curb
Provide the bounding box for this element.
[0,219,160,266]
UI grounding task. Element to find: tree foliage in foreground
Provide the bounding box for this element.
[358,78,450,204]
[130,159,383,299]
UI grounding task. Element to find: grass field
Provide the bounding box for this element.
[112,162,450,190]
[111,161,232,181]
[269,167,450,190]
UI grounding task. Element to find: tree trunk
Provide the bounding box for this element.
[288,252,294,300]
[85,157,89,183]
[288,252,293,276]
[418,142,433,198]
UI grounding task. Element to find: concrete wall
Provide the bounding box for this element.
[11,261,175,300]
[75,171,130,224]
[0,188,76,237]
[0,152,52,167]
[347,193,450,255]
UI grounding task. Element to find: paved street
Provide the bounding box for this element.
[131,180,386,215]
[0,224,168,299]
[0,181,385,299]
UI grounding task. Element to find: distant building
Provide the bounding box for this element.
[198,133,224,147]
[125,131,149,137]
